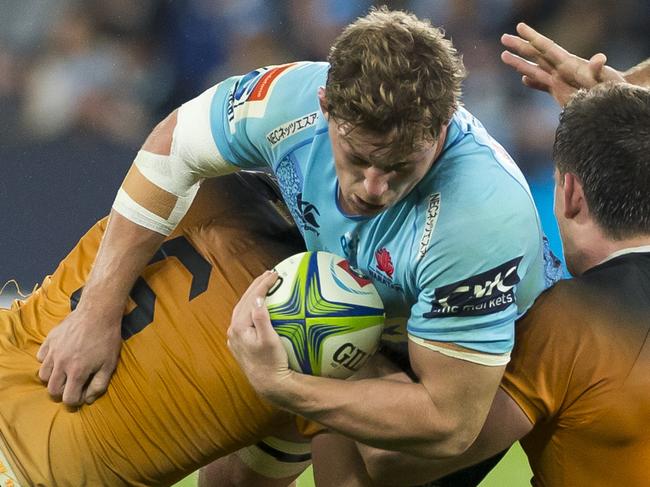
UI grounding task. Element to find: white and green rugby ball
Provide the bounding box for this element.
[266,251,385,379]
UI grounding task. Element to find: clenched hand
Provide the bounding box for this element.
[227,271,294,406]
[37,307,122,407]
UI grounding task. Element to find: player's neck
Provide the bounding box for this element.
[574,230,650,274]
[598,236,650,264]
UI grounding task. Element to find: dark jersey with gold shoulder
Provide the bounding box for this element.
[501,250,650,487]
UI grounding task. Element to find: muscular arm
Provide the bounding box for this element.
[37,112,179,406]
[281,342,503,458]
[357,387,532,486]
[228,273,505,459]
[74,110,178,313]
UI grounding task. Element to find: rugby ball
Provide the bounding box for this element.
[267,251,384,379]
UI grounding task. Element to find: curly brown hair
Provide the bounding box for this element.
[325,7,465,156]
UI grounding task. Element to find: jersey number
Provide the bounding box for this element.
[70,236,212,340]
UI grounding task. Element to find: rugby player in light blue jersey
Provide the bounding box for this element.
[37,7,560,485]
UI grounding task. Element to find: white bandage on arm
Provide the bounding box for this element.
[171,83,238,178]
[113,83,237,235]
[409,334,511,367]
[112,150,201,235]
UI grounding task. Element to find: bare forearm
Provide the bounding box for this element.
[228,279,504,460]
[360,388,533,486]
[79,109,177,314]
[36,111,182,407]
[78,210,165,314]
[271,374,460,457]
[623,58,650,87]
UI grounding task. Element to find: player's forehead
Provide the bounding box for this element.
[336,123,433,164]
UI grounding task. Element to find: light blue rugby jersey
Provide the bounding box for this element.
[208,61,556,355]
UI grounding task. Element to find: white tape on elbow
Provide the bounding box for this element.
[112,150,200,236]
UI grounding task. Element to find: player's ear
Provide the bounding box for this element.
[318,87,330,121]
[562,172,586,220]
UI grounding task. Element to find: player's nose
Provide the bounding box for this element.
[363,167,389,199]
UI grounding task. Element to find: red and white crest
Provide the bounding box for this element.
[375,248,394,278]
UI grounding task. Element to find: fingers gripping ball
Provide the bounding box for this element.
[266,251,384,378]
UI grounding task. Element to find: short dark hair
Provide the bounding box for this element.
[326,7,465,156]
[554,83,650,239]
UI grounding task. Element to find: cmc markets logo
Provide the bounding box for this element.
[424,256,523,318]
[332,343,370,371]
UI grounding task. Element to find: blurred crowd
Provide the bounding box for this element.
[1,0,649,285]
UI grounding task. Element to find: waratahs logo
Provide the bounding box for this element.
[375,248,394,278]
[367,247,402,291]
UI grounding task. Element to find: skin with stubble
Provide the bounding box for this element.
[319,88,446,217]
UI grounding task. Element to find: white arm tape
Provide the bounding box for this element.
[113,82,236,235]
[408,334,511,367]
[134,150,199,197]
[112,150,201,236]
[172,83,238,177]
[112,185,199,236]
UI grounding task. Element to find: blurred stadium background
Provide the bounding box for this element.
[1,0,648,485]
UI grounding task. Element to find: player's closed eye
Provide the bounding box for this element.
[346,156,372,170]
[387,162,410,172]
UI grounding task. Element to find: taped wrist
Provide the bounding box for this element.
[112,150,200,235]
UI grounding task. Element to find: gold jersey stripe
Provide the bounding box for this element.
[121,164,178,220]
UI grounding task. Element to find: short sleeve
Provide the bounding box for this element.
[208,62,327,170]
[405,142,546,356]
[408,229,526,356]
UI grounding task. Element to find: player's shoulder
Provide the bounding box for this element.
[227,61,325,121]
[575,252,650,320]
[260,61,327,132]
[518,267,646,336]
[517,260,650,389]
[413,108,542,260]
[436,107,531,198]
[428,110,538,242]
[526,278,584,317]
[216,61,327,159]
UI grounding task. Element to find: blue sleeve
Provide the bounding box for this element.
[208,62,327,169]
[407,125,546,355]
[409,247,523,355]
